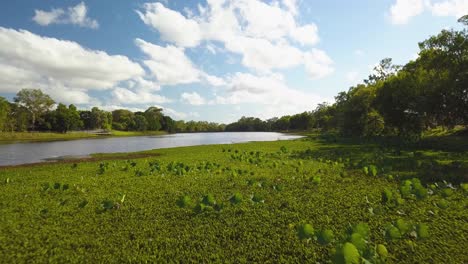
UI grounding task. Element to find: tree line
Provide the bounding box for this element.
[226,17,468,138]
[0,89,225,134]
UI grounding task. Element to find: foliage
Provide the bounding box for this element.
[14,89,55,131]
[0,135,465,263]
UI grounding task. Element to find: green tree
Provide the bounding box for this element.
[51,104,83,133]
[162,115,176,133]
[8,104,29,132]
[134,115,148,131]
[0,97,10,132]
[364,58,400,85]
[14,89,55,131]
[112,109,135,131]
[458,14,468,26]
[90,107,112,130]
[145,107,163,131]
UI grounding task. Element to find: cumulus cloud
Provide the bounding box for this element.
[429,0,468,17]
[389,0,425,25]
[33,2,99,29]
[388,0,468,25]
[136,38,200,85]
[137,3,202,47]
[181,92,207,105]
[135,38,225,86]
[111,87,171,105]
[211,72,331,119]
[282,0,298,16]
[163,108,200,120]
[136,0,331,77]
[0,27,145,105]
[304,49,335,79]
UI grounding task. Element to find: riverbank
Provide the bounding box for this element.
[0,135,466,263]
[0,130,168,143]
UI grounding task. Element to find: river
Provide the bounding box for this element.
[0,132,302,166]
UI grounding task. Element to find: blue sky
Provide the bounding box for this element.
[0,0,466,123]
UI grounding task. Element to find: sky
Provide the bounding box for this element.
[0,0,466,123]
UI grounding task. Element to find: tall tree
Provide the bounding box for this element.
[364,58,400,85]
[145,107,163,131]
[14,89,55,131]
[0,97,10,132]
[112,109,135,131]
[134,115,148,131]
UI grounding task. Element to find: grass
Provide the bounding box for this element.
[0,136,466,263]
[0,130,167,143]
[109,130,167,137]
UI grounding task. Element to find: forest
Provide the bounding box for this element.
[0,18,466,138]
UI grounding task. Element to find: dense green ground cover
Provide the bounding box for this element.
[0,136,466,263]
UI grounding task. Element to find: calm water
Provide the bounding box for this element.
[0,132,302,166]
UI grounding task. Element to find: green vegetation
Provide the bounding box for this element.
[0,135,466,263]
[0,89,225,137]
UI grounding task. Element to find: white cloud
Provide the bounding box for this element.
[389,0,425,24]
[429,0,468,17]
[136,2,202,47]
[112,87,171,105]
[282,0,298,16]
[163,108,199,120]
[304,49,334,79]
[181,92,207,105]
[136,0,332,77]
[33,2,99,29]
[0,27,144,90]
[290,24,320,46]
[203,73,227,86]
[136,38,200,85]
[126,77,161,91]
[33,9,65,26]
[224,36,304,73]
[135,38,225,86]
[212,72,331,119]
[0,27,145,105]
[388,0,468,24]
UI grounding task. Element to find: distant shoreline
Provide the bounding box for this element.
[0,130,168,144]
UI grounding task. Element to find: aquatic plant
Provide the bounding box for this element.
[176,195,193,208]
[416,223,429,239]
[229,192,243,205]
[202,194,216,206]
[297,224,314,240]
[318,229,334,245]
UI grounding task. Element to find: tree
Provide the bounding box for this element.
[112,109,135,131]
[161,115,175,133]
[80,110,92,130]
[90,107,112,130]
[0,97,10,132]
[68,104,83,131]
[14,89,55,131]
[364,58,400,85]
[458,14,468,26]
[145,107,163,131]
[51,104,83,133]
[134,115,148,131]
